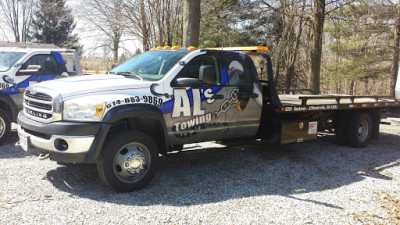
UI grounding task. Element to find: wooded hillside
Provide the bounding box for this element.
[0,0,399,95]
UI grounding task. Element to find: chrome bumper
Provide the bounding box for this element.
[18,125,95,154]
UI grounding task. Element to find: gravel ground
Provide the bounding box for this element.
[0,118,399,224]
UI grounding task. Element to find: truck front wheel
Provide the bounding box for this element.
[97,130,159,192]
[347,112,372,148]
[0,109,11,144]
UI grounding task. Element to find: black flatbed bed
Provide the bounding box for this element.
[276,94,400,113]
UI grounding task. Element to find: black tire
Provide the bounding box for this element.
[346,112,372,148]
[0,109,11,145]
[97,130,159,192]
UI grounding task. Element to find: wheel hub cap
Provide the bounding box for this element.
[0,117,5,137]
[113,143,149,180]
[124,153,145,174]
[357,120,369,142]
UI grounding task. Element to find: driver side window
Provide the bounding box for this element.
[20,54,59,75]
[172,54,220,86]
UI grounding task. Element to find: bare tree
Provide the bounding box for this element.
[285,0,306,92]
[78,0,126,62]
[0,0,36,42]
[122,0,183,50]
[182,0,200,47]
[393,1,400,96]
[307,0,326,94]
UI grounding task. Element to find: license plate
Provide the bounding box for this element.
[19,132,28,151]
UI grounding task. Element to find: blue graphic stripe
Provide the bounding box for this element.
[161,68,230,113]
[51,51,65,64]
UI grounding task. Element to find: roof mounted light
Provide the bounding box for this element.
[208,46,269,51]
[172,46,179,50]
[156,46,163,50]
[163,46,171,50]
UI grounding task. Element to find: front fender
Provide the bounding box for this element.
[87,104,169,162]
[0,91,19,122]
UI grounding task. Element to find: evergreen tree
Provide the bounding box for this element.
[323,0,393,94]
[31,0,81,52]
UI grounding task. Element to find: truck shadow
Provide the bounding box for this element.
[46,131,400,207]
[0,131,30,159]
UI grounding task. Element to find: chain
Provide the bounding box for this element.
[174,88,239,138]
[215,88,239,119]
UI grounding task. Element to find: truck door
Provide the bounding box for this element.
[12,53,66,110]
[17,53,65,84]
[166,53,227,144]
[220,52,262,139]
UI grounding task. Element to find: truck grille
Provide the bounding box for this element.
[24,90,54,120]
[25,90,52,101]
[24,99,52,110]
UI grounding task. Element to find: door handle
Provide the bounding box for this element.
[238,93,259,98]
[212,94,224,100]
[248,93,259,98]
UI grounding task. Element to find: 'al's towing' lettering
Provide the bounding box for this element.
[172,88,215,118]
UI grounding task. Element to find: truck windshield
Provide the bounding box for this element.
[110,50,188,81]
[0,52,25,72]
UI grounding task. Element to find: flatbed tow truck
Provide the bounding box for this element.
[16,46,400,192]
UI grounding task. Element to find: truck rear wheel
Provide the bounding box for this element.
[97,130,159,192]
[347,112,372,148]
[0,109,11,144]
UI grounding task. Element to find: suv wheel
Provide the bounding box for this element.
[0,109,11,145]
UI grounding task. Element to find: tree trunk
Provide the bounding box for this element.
[350,80,355,95]
[140,0,149,51]
[392,2,400,96]
[308,0,326,94]
[113,37,119,63]
[285,4,304,92]
[182,0,200,47]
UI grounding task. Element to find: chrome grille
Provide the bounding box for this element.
[25,90,52,101]
[24,90,54,121]
[24,99,52,110]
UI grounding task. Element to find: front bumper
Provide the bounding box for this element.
[17,111,104,163]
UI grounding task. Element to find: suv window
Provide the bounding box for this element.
[0,52,25,72]
[21,54,59,75]
[174,54,221,86]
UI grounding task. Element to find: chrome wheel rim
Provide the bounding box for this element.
[0,117,5,138]
[357,120,369,143]
[113,142,150,182]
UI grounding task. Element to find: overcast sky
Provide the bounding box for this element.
[0,0,139,58]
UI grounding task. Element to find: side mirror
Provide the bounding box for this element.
[111,63,118,69]
[16,65,41,76]
[174,78,203,86]
[199,65,214,85]
[61,72,69,78]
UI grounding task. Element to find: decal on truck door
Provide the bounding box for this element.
[171,88,219,137]
[0,82,10,90]
[105,95,163,109]
[170,87,239,138]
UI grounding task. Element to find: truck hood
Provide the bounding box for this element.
[31,74,153,98]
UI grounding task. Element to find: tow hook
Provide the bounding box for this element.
[39,153,50,160]
[15,141,20,147]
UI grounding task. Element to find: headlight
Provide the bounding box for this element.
[63,98,105,121]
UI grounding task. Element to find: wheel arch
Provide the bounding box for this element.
[0,92,18,122]
[88,104,169,162]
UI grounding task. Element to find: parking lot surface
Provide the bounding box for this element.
[1,118,399,224]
